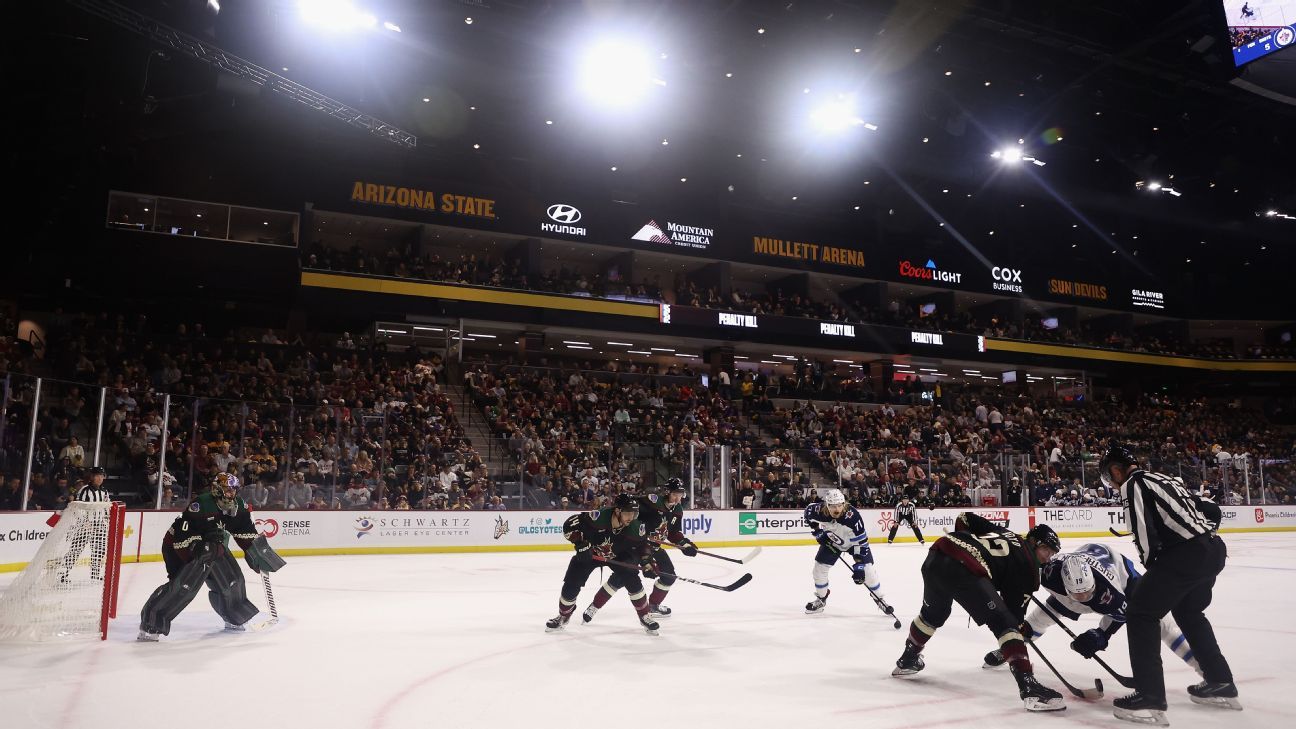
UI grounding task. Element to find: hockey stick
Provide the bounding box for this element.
[260,572,280,625]
[651,539,762,565]
[1029,595,1136,688]
[593,556,753,592]
[1109,527,1131,538]
[1025,636,1104,700]
[835,553,902,629]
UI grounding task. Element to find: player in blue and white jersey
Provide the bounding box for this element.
[985,543,1201,676]
[803,488,883,614]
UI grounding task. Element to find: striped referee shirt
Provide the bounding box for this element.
[75,482,112,503]
[1122,468,1213,565]
[895,501,916,522]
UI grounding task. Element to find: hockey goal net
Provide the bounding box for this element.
[0,501,126,641]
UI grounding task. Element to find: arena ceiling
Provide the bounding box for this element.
[10,1,1296,317]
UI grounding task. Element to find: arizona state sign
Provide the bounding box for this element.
[349,181,496,219]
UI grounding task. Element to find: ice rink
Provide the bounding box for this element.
[2,533,1294,729]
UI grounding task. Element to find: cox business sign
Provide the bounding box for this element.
[738,511,808,535]
[991,266,1024,294]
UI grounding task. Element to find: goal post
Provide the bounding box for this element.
[0,501,127,642]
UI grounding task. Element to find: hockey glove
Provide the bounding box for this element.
[1070,628,1109,658]
[640,558,658,579]
[851,561,870,585]
[677,539,699,557]
[813,530,834,549]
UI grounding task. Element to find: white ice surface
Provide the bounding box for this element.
[2,534,1294,729]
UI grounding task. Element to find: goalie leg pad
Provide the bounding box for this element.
[140,550,213,635]
[205,550,259,626]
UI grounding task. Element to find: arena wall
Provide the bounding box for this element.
[3,506,1294,572]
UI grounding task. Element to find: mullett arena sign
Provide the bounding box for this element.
[349,181,497,219]
[752,237,866,269]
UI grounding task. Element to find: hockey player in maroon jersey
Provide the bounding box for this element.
[582,478,697,623]
[545,493,660,635]
[891,512,1066,712]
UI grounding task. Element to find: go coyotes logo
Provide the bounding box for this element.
[493,516,510,540]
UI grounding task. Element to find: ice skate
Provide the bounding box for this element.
[647,603,672,619]
[1187,681,1241,710]
[639,614,660,636]
[544,614,570,633]
[805,589,829,614]
[136,630,160,642]
[1113,691,1165,724]
[581,605,598,624]
[1013,667,1066,712]
[982,649,1008,669]
[892,640,925,677]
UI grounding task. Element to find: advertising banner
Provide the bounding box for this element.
[6,506,1289,571]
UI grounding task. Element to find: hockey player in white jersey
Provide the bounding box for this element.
[985,543,1201,676]
[803,489,883,613]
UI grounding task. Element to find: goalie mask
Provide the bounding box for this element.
[212,473,239,510]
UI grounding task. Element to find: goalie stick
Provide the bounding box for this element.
[259,572,279,626]
[835,553,902,629]
[651,539,762,565]
[592,556,752,592]
[1029,595,1136,688]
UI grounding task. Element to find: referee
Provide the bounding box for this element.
[75,466,113,503]
[887,495,925,544]
[1100,443,1239,724]
[56,466,113,582]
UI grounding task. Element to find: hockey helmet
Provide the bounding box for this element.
[1025,523,1061,558]
[1099,442,1138,490]
[613,492,640,514]
[88,466,107,477]
[821,488,846,506]
[664,477,686,492]
[1060,555,1096,601]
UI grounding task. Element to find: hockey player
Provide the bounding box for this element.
[892,512,1066,712]
[803,488,883,614]
[984,543,1201,677]
[138,473,285,641]
[547,493,659,635]
[887,495,924,544]
[583,478,698,623]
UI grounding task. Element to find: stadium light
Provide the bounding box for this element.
[992,146,1023,163]
[297,1,377,31]
[809,96,867,133]
[577,40,655,108]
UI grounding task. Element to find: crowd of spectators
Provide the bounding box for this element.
[1,309,503,512]
[745,390,1296,509]
[303,242,663,302]
[462,360,758,511]
[305,240,1291,359]
[1230,26,1271,49]
[4,304,1294,513]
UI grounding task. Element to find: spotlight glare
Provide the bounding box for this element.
[578,40,654,108]
[994,146,1023,163]
[383,21,400,32]
[297,0,379,31]
[465,17,473,25]
[1147,182,1162,191]
[809,97,866,133]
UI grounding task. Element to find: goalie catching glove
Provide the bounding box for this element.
[243,534,286,574]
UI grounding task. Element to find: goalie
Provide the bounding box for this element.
[138,474,285,641]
